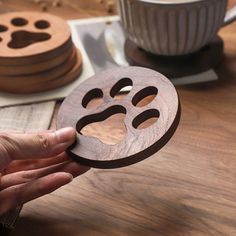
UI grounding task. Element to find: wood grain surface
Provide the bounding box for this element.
[0,47,82,94]
[0,11,71,60]
[57,67,180,168]
[3,0,236,235]
[0,48,82,94]
[0,44,74,75]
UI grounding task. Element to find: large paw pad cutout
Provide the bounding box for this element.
[8,30,51,49]
[57,67,180,169]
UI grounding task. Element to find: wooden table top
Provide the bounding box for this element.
[2,0,236,235]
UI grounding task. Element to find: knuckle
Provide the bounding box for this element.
[35,134,50,150]
[0,133,12,148]
[34,133,58,156]
[0,133,16,160]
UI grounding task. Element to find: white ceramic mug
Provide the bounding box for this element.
[117,0,236,56]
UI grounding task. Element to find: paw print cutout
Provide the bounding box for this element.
[0,11,72,65]
[57,67,180,169]
[0,11,82,94]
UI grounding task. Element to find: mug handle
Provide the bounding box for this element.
[223,5,236,26]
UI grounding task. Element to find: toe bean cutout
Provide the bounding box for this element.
[11,17,28,26]
[110,77,133,99]
[0,25,8,33]
[35,20,50,29]
[82,88,103,109]
[132,109,160,129]
[132,86,158,107]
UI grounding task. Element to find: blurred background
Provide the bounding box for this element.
[0,0,117,19]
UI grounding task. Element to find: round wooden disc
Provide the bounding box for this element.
[0,48,83,94]
[0,44,73,75]
[27,50,83,94]
[125,36,224,78]
[57,67,180,169]
[0,11,72,65]
[0,46,76,86]
[0,38,72,66]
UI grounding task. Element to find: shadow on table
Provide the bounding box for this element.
[176,54,236,92]
[11,194,236,236]
[11,200,191,236]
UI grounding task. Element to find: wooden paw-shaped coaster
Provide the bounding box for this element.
[0,11,82,94]
[0,12,71,65]
[57,67,180,168]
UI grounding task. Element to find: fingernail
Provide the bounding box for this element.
[55,127,76,143]
[67,173,73,182]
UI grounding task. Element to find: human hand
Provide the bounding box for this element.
[0,127,89,215]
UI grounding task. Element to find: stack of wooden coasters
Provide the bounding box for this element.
[0,11,82,94]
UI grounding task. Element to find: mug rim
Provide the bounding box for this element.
[136,0,205,5]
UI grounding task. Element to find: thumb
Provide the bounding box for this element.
[0,127,76,167]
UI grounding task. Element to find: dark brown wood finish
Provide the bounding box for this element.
[57,67,180,168]
[5,1,236,235]
[125,36,224,78]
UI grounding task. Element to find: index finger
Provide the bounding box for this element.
[0,127,76,171]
